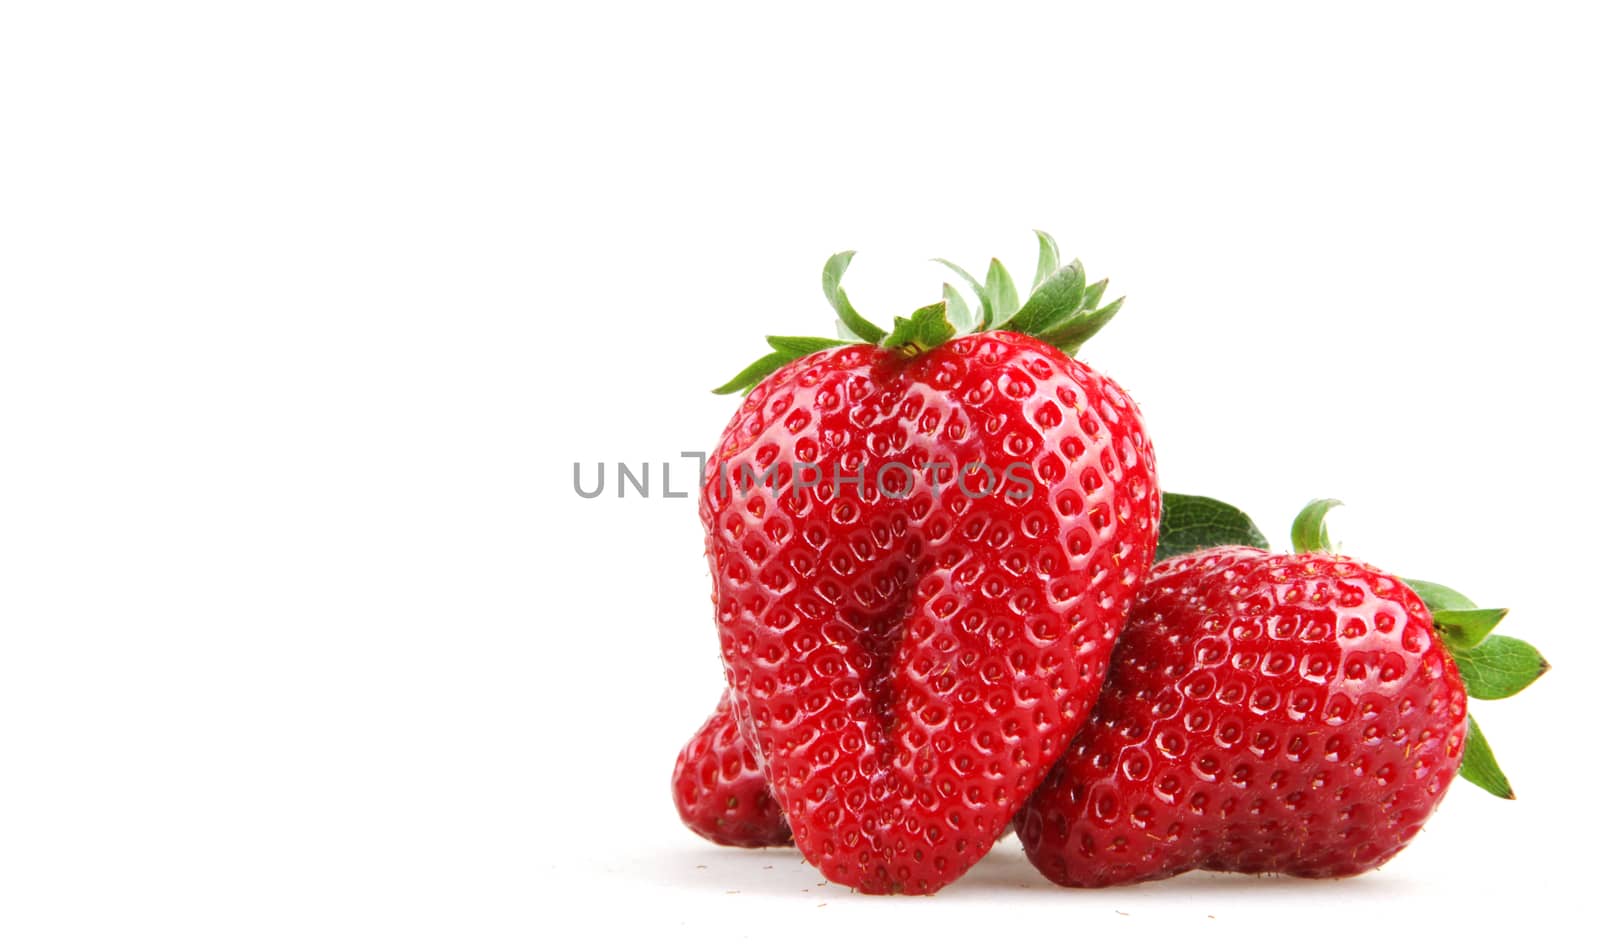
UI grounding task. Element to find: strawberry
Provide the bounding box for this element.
[695,234,1160,894]
[672,693,792,848]
[1017,498,1548,887]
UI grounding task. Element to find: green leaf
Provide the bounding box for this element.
[984,258,1022,328]
[1156,492,1272,562]
[942,283,974,333]
[1036,297,1124,356]
[766,336,848,358]
[934,258,992,330]
[1458,714,1514,799]
[1082,278,1109,311]
[1009,261,1087,336]
[1404,578,1478,613]
[711,351,794,395]
[1432,607,1509,652]
[1290,498,1342,554]
[1032,230,1061,290]
[882,301,955,353]
[1451,634,1549,700]
[821,251,886,344]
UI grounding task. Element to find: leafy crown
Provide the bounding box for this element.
[713,231,1125,394]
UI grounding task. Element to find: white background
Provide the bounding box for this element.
[3,2,1596,948]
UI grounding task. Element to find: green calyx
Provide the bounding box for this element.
[712,231,1125,395]
[1284,497,1548,800]
[1290,498,1343,555]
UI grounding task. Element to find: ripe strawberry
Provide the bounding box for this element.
[672,693,792,847]
[695,234,1160,894]
[1017,499,1548,887]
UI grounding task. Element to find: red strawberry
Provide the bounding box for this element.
[1018,499,1548,887]
[672,693,792,847]
[697,235,1160,894]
